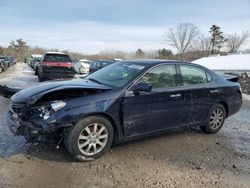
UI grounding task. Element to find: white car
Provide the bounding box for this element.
[74,59,92,74]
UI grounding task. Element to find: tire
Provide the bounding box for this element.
[38,72,45,82]
[65,116,114,161]
[204,103,226,134]
[35,67,38,75]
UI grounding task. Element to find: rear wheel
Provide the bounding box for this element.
[204,103,226,134]
[65,116,114,161]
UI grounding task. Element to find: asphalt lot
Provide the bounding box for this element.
[0,63,250,188]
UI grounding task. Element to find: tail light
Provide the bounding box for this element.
[42,62,74,67]
[236,85,242,95]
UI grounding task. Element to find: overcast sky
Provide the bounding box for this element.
[0,0,250,54]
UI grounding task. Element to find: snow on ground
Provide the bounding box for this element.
[192,54,250,71]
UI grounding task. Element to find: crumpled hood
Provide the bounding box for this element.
[11,79,112,104]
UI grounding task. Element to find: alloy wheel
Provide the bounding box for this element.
[77,123,108,156]
[209,108,224,129]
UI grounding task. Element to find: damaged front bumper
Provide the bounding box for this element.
[7,105,73,142]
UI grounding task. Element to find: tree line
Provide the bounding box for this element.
[0,23,249,62]
[165,23,249,60]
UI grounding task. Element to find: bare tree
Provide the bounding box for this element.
[226,31,249,53]
[192,33,211,57]
[164,23,199,60]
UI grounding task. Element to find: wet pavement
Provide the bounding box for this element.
[0,63,250,188]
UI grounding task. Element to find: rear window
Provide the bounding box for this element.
[43,54,72,62]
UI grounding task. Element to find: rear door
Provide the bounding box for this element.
[122,64,191,137]
[178,64,217,124]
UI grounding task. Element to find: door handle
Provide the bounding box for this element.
[210,89,219,93]
[170,94,181,98]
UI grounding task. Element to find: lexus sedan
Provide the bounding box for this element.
[7,60,242,161]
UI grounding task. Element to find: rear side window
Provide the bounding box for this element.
[43,54,71,62]
[180,65,211,85]
[138,64,177,89]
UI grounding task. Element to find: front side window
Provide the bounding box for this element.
[138,64,177,89]
[180,65,209,85]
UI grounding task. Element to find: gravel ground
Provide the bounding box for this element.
[0,63,250,188]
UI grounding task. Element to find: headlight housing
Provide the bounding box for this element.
[37,101,66,120]
[51,101,66,112]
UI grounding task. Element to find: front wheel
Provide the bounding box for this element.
[65,116,114,161]
[204,103,226,134]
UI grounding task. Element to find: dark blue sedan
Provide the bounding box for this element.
[8,60,242,161]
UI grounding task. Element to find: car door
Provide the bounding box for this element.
[122,64,191,137]
[178,64,218,124]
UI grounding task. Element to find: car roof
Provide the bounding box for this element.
[123,59,186,65]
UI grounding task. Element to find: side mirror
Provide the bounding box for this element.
[133,82,152,93]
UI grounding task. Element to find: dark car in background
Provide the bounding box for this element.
[37,52,75,82]
[0,56,10,69]
[89,60,116,73]
[0,56,16,71]
[7,56,17,66]
[8,60,242,161]
[0,59,5,72]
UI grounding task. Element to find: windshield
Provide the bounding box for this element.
[85,62,146,88]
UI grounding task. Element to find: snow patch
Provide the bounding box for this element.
[192,54,250,71]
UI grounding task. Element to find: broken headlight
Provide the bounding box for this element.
[38,101,66,120]
[51,101,66,112]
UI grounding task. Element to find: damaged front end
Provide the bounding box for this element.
[8,100,70,142]
[7,79,113,142]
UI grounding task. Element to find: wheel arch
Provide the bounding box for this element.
[217,101,229,117]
